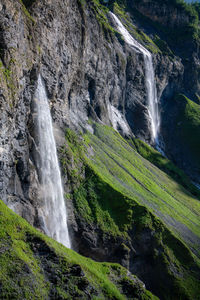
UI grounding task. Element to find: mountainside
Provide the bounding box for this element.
[0,199,157,299]
[0,0,200,299]
[62,123,200,299]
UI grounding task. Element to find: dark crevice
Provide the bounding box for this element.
[21,0,36,9]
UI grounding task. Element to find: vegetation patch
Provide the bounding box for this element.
[173,94,200,166]
[0,59,16,107]
[131,137,200,198]
[112,2,160,53]
[73,166,132,236]
[19,0,36,24]
[61,123,200,299]
[88,125,200,252]
[0,199,158,299]
[128,0,200,54]
[79,0,159,53]
[62,123,200,257]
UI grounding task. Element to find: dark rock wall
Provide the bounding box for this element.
[129,0,200,96]
[130,0,192,28]
[0,0,195,240]
[1,1,200,298]
[128,0,200,183]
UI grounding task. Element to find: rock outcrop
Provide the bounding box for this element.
[0,0,185,217]
[127,0,200,182]
[1,0,200,299]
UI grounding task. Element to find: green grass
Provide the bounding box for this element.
[78,0,117,41]
[62,123,200,257]
[0,60,16,106]
[153,35,174,57]
[78,0,160,53]
[173,94,200,167]
[61,123,200,299]
[82,123,200,253]
[73,166,132,236]
[0,199,157,299]
[131,137,200,198]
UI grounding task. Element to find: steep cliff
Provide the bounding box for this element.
[0,0,200,299]
[126,0,200,182]
[0,0,184,217]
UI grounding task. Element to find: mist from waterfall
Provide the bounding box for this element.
[34,75,71,248]
[110,13,160,145]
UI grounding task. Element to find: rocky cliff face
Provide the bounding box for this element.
[1,0,200,299]
[0,0,184,216]
[127,0,200,183]
[130,0,193,28]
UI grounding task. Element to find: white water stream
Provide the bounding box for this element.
[110,13,160,144]
[34,75,71,248]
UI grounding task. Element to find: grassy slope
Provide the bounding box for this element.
[174,94,200,168]
[131,137,200,198]
[0,200,157,300]
[62,124,200,299]
[83,123,200,259]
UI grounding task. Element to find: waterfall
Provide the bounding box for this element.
[110,13,160,145]
[34,75,71,248]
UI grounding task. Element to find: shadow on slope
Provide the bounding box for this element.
[131,137,200,199]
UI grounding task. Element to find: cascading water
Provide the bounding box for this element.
[110,13,160,146]
[33,75,71,248]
